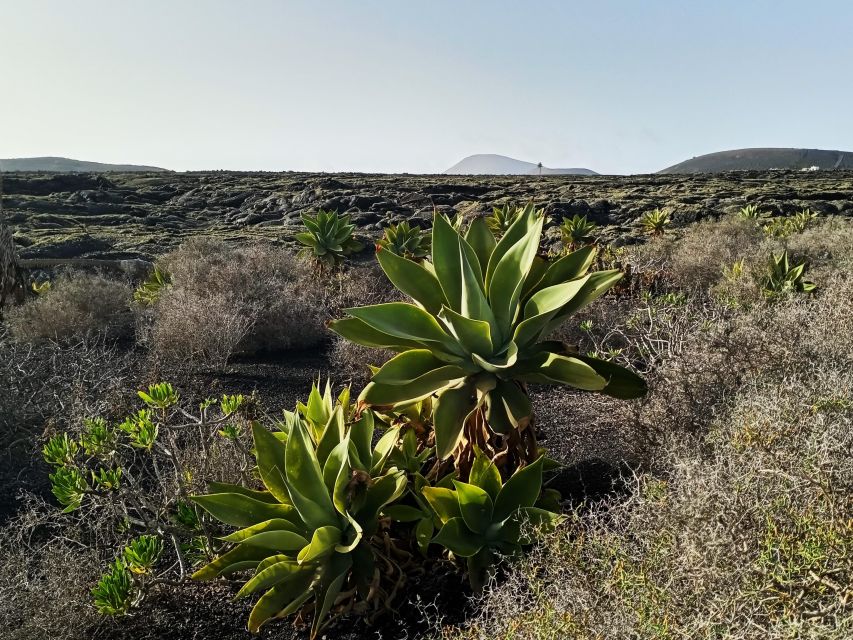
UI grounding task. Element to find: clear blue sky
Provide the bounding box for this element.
[2,0,852,174]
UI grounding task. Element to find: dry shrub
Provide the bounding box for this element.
[143,239,327,369]
[5,271,133,343]
[449,370,853,640]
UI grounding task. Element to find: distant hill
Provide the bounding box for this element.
[0,156,168,172]
[445,154,597,176]
[660,148,853,174]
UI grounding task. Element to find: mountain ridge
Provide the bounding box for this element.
[445,154,597,176]
[660,148,853,174]
[0,156,169,173]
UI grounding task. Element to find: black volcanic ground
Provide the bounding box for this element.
[4,170,853,261]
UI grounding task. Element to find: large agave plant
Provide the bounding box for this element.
[329,204,646,474]
[295,210,364,268]
[192,404,406,637]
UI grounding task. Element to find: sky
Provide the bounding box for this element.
[2,0,852,174]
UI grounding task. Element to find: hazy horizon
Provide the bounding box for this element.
[3,0,852,174]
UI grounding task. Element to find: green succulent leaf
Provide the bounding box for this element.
[453,480,494,534]
[493,456,544,523]
[432,517,483,557]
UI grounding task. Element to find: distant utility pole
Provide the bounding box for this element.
[537,162,543,177]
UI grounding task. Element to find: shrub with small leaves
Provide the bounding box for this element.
[119,410,159,450]
[43,432,79,467]
[92,467,122,491]
[92,560,135,616]
[49,465,88,512]
[122,535,163,574]
[138,382,179,410]
[80,417,115,457]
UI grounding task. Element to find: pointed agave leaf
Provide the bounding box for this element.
[191,493,297,529]
[515,352,607,390]
[284,420,337,529]
[488,215,545,341]
[323,437,350,499]
[327,317,426,352]
[439,306,494,357]
[221,518,306,543]
[470,448,503,500]
[452,480,494,534]
[415,516,435,555]
[206,482,281,504]
[520,255,551,299]
[485,203,538,286]
[192,543,275,580]
[431,213,465,311]
[539,245,597,289]
[484,380,532,434]
[421,486,463,524]
[236,560,302,599]
[355,470,407,530]
[376,245,445,313]
[432,517,483,557]
[361,371,464,407]
[514,276,591,348]
[433,383,476,459]
[493,457,544,522]
[247,572,314,633]
[312,554,352,639]
[575,355,648,399]
[349,411,374,472]
[297,526,342,564]
[465,217,496,273]
[344,303,462,355]
[371,350,462,385]
[251,423,290,504]
[315,405,345,467]
[370,426,401,475]
[238,530,311,551]
[471,341,518,373]
[547,270,623,331]
[382,504,426,522]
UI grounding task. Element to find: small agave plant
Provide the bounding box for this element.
[296,210,364,268]
[330,203,646,475]
[639,208,671,236]
[560,214,598,251]
[191,398,407,637]
[764,251,816,297]
[378,221,430,260]
[486,204,523,237]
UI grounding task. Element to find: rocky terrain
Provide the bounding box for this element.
[4,170,853,261]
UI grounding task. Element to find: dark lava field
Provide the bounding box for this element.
[5,170,853,261]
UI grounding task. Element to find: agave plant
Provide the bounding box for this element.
[295,210,364,268]
[639,209,671,236]
[486,204,523,237]
[378,221,430,260]
[133,265,171,306]
[329,203,646,475]
[764,251,816,297]
[560,214,598,250]
[423,450,562,591]
[191,409,407,637]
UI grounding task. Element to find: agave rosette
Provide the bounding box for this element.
[329,204,646,462]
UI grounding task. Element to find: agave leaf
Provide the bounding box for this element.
[415,516,435,555]
[297,526,342,564]
[432,517,483,557]
[376,245,445,314]
[493,456,544,522]
[361,371,464,407]
[251,423,290,504]
[485,203,538,287]
[238,530,310,551]
[191,493,298,529]
[344,303,462,356]
[465,217,496,273]
[421,486,463,524]
[470,448,503,500]
[322,437,350,498]
[452,480,494,534]
[327,317,426,353]
[575,355,648,399]
[483,380,532,434]
[221,518,306,543]
[284,421,337,529]
[355,470,407,528]
[312,554,352,639]
[432,214,466,311]
[382,504,425,522]
[439,306,494,357]
[370,427,401,475]
[433,383,476,459]
[206,482,281,504]
[236,559,301,599]
[515,352,607,390]
[520,255,551,299]
[514,276,591,348]
[538,245,597,289]
[192,543,275,580]
[315,405,345,468]
[247,571,314,633]
[371,350,465,385]
[349,411,374,472]
[488,215,544,341]
[547,270,623,331]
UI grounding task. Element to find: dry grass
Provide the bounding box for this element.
[5,271,134,343]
